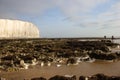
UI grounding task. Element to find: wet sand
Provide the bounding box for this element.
[0,61,120,80]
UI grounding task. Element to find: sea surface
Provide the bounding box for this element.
[114,39,120,44]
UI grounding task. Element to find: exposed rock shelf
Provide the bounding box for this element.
[0,38,120,71]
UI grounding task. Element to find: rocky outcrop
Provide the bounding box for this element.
[1,74,120,80]
[30,74,120,80]
[0,39,119,71]
[79,74,120,80]
[49,75,76,80]
[0,19,40,38]
[31,77,47,80]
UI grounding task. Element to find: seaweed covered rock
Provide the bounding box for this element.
[31,77,46,80]
[49,75,76,80]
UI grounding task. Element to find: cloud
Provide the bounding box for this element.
[52,0,110,16]
[0,0,111,20]
[51,0,112,29]
[0,0,53,19]
[0,0,119,30]
[96,1,120,29]
[78,17,120,29]
[69,0,120,30]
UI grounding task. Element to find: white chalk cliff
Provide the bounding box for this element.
[0,19,40,38]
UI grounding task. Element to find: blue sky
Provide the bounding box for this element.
[0,0,120,38]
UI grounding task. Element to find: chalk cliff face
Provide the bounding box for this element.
[0,19,40,38]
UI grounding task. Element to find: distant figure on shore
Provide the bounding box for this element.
[112,36,114,40]
[104,36,106,39]
[112,36,114,42]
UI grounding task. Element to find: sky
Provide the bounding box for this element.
[0,0,120,38]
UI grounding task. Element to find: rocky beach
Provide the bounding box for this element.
[0,38,120,80]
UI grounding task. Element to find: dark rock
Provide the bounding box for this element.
[49,75,76,80]
[79,76,86,80]
[31,77,46,80]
